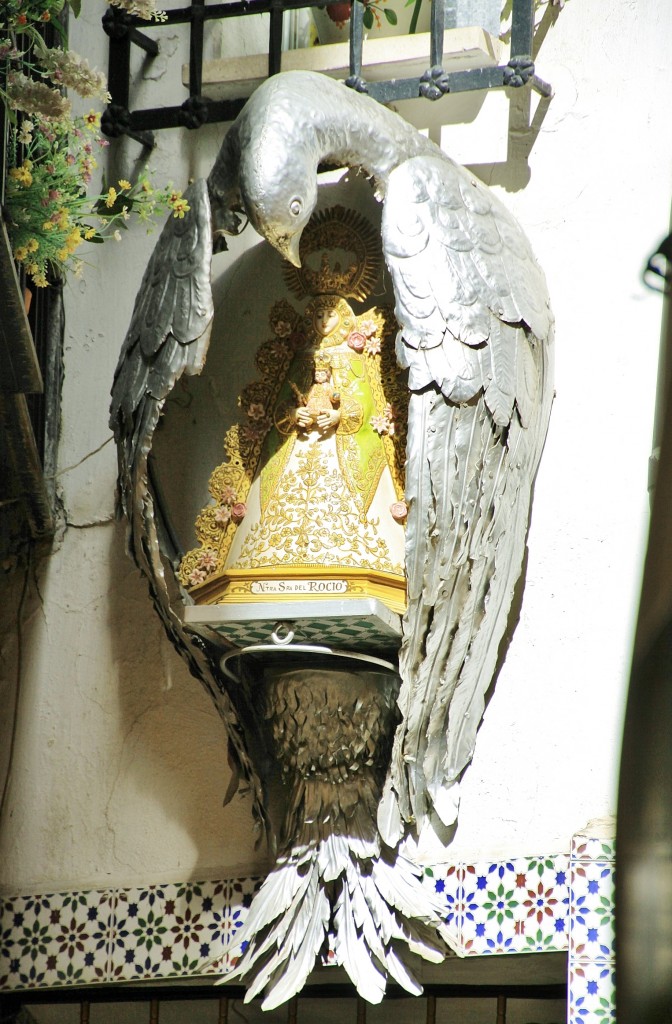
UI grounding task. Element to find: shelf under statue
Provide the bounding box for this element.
[110,70,554,1009]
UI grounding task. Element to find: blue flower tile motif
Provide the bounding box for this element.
[569,963,616,1023]
[570,862,615,962]
[111,884,178,981]
[568,832,616,1023]
[457,855,569,956]
[417,864,461,950]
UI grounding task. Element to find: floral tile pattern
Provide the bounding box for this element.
[569,963,616,1022]
[427,855,570,955]
[568,835,616,1024]
[0,889,115,990]
[0,834,616,1024]
[219,875,264,974]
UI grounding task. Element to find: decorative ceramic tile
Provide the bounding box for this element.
[224,875,264,971]
[109,879,229,982]
[0,845,608,1009]
[425,856,569,956]
[569,862,616,962]
[569,962,616,1022]
[460,861,524,955]
[0,889,115,989]
[570,836,616,863]
[423,863,462,940]
[514,854,571,954]
[568,832,616,1024]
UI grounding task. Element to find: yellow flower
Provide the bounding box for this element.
[84,227,96,240]
[14,246,28,262]
[57,209,69,230]
[118,179,132,190]
[66,228,82,253]
[84,109,101,131]
[168,190,190,219]
[33,272,48,288]
[42,221,55,231]
[26,263,39,275]
[141,179,153,194]
[57,247,69,261]
[9,162,33,187]
[105,186,118,208]
[27,238,39,253]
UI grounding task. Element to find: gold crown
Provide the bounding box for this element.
[284,205,382,301]
[313,351,332,369]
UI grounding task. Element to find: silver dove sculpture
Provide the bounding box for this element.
[110,69,554,1008]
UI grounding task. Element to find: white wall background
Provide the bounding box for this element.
[1,0,670,894]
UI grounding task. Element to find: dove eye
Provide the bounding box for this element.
[289,198,302,217]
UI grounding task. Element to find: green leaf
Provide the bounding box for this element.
[67,0,82,15]
[363,7,374,28]
[49,15,68,46]
[384,8,397,23]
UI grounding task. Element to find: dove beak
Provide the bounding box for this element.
[275,232,302,268]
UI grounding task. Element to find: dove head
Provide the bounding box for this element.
[237,101,319,268]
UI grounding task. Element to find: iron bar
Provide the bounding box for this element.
[426,994,437,1024]
[510,0,533,64]
[188,0,206,96]
[365,64,505,104]
[117,0,354,28]
[9,981,567,1004]
[119,98,246,133]
[268,0,285,77]
[429,0,446,74]
[348,0,364,83]
[531,73,553,99]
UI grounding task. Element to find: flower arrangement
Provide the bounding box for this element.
[1,0,181,287]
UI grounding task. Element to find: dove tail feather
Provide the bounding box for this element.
[216,787,456,1007]
[212,662,457,1006]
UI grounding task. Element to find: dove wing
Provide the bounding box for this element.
[110,179,268,838]
[379,154,554,838]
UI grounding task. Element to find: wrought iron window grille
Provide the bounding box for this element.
[102,0,551,148]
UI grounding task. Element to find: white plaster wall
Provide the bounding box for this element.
[1,0,670,893]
